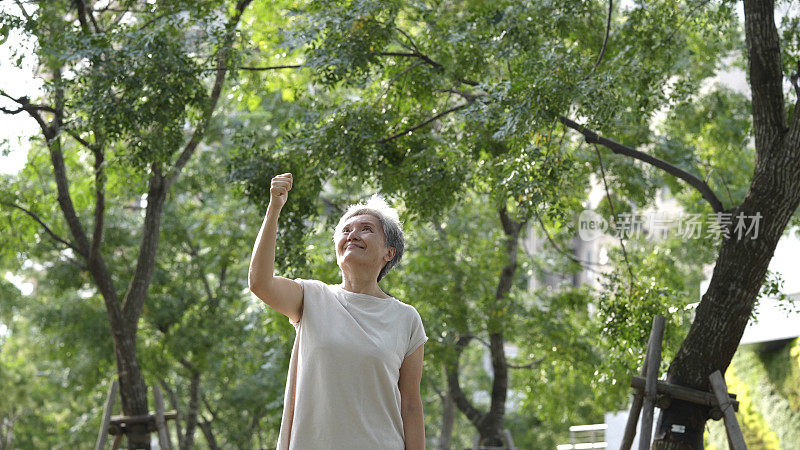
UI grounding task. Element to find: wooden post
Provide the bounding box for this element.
[620,345,650,450]
[111,434,122,450]
[638,315,665,450]
[621,315,665,450]
[630,377,739,411]
[709,370,747,450]
[95,380,118,450]
[502,429,516,449]
[153,385,173,450]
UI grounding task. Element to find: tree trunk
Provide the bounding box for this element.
[111,329,151,449]
[443,207,524,448]
[0,413,15,450]
[477,207,524,447]
[477,331,509,447]
[439,392,455,450]
[112,172,169,449]
[161,380,185,449]
[652,147,800,447]
[180,371,201,450]
[198,420,220,450]
[652,0,800,447]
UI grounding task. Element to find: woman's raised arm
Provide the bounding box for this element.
[248,173,303,323]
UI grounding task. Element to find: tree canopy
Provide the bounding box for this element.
[3,0,800,448]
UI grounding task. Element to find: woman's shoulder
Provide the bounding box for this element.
[391,297,423,318]
[292,278,336,294]
[292,277,325,286]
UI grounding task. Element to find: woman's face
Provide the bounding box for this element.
[335,214,395,275]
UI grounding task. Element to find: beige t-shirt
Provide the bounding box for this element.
[276,279,428,450]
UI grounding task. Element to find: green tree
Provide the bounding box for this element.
[395,192,618,448]
[141,147,295,449]
[237,0,800,447]
[0,1,254,447]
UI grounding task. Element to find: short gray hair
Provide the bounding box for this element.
[335,195,404,282]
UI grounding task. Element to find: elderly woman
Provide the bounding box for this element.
[248,173,427,450]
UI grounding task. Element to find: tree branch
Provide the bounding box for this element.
[462,333,491,349]
[135,11,176,31]
[122,165,167,325]
[20,69,125,325]
[435,87,486,102]
[91,6,147,14]
[198,420,220,450]
[593,143,636,286]
[124,0,253,326]
[165,0,253,190]
[559,116,725,213]
[84,1,102,32]
[64,128,95,151]
[218,261,228,292]
[88,12,101,32]
[379,51,442,70]
[583,0,612,79]
[427,376,446,402]
[377,50,479,86]
[13,0,33,22]
[74,0,94,34]
[0,91,54,134]
[1,201,80,252]
[201,394,219,423]
[533,212,604,269]
[180,357,198,375]
[506,356,545,369]
[183,234,216,301]
[0,105,24,115]
[498,205,525,237]
[236,64,302,71]
[201,64,303,72]
[90,145,106,262]
[445,335,485,426]
[378,60,423,107]
[46,71,92,257]
[160,379,185,448]
[182,371,202,450]
[105,7,133,29]
[375,102,471,144]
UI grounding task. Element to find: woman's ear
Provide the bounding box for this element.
[385,246,396,262]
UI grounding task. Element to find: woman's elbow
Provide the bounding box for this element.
[248,274,271,299]
[401,397,424,417]
[247,273,259,293]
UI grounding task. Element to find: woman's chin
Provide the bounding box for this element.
[338,256,374,271]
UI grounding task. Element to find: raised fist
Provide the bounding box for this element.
[270,173,293,208]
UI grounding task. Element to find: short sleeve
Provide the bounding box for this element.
[287,278,305,328]
[404,307,428,359]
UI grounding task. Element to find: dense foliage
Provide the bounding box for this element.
[2,0,800,448]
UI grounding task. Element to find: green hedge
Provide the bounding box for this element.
[759,338,800,414]
[704,338,800,449]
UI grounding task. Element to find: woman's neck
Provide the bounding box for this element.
[340,272,388,298]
